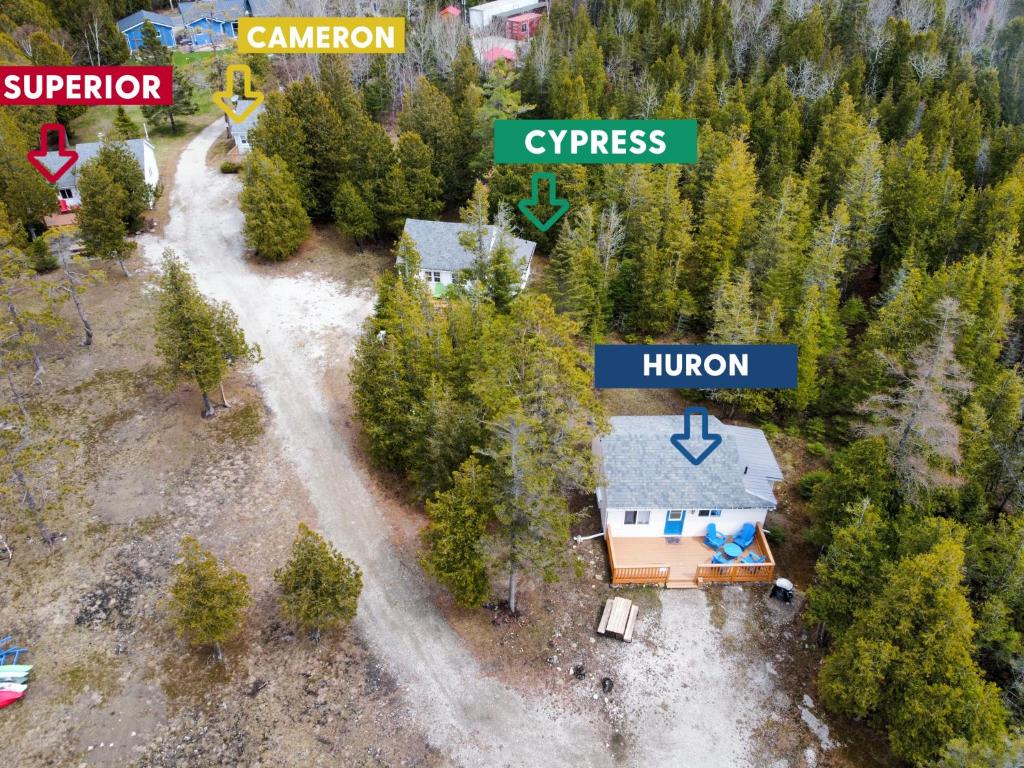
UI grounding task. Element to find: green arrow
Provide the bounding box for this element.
[517,172,570,233]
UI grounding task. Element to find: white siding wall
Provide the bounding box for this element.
[420,268,453,286]
[605,507,768,538]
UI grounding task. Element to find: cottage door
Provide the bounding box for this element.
[664,510,683,536]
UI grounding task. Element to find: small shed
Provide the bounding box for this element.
[506,12,541,40]
[439,4,461,17]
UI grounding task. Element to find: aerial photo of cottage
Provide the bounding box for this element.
[1,0,1023,766]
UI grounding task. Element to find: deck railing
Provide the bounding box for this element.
[695,523,776,585]
[606,534,670,585]
[606,523,777,587]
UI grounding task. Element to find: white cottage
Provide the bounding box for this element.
[595,414,783,587]
[398,218,535,297]
[40,138,159,211]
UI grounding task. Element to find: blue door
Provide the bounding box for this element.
[664,510,683,536]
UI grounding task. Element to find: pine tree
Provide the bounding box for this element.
[135,20,170,66]
[284,78,348,218]
[76,161,134,275]
[814,91,873,207]
[472,295,606,612]
[142,67,198,132]
[167,536,250,660]
[376,132,443,236]
[692,137,759,314]
[0,112,56,229]
[399,77,467,205]
[361,56,393,122]
[819,537,1007,765]
[240,150,310,261]
[154,250,260,417]
[275,523,362,640]
[333,181,376,247]
[112,106,141,140]
[547,204,605,336]
[839,137,883,285]
[707,270,773,416]
[421,456,495,608]
[95,140,153,232]
[247,91,311,211]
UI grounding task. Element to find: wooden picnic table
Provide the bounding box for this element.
[597,596,639,642]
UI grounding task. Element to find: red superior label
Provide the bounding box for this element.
[0,66,174,106]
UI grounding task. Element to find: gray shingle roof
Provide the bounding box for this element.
[600,415,783,510]
[400,219,535,276]
[40,139,151,188]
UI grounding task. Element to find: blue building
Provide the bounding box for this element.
[117,11,176,53]
[179,1,244,44]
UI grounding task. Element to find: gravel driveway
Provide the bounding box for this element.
[139,120,614,768]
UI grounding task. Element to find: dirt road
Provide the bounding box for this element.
[139,120,613,768]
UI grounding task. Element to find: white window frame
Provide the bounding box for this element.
[59,188,74,200]
[668,510,683,521]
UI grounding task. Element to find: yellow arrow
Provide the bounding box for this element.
[213,64,264,124]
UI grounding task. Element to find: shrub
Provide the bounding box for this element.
[798,469,830,499]
[765,526,786,547]
[807,440,829,457]
[220,160,241,174]
[28,238,58,272]
[761,422,781,439]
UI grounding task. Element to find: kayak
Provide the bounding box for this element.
[0,665,31,681]
[0,690,23,708]
[0,683,26,693]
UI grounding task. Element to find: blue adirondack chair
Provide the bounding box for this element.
[0,638,28,665]
[704,523,726,549]
[732,522,756,549]
[740,552,766,565]
[711,551,729,565]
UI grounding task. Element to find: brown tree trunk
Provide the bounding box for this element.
[507,565,518,614]
[201,392,215,418]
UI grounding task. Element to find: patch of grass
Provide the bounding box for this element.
[705,588,727,630]
[216,401,265,443]
[132,514,168,537]
[67,367,151,398]
[58,651,121,704]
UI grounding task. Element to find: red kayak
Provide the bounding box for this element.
[0,690,23,708]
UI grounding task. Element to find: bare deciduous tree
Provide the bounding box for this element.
[859,298,972,494]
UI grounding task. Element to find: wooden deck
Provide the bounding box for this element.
[606,523,775,588]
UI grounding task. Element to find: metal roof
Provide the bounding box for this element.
[179,0,245,24]
[117,10,174,32]
[400,219,535,276]
[228,99,265,135]
[40,139,152,189]
[599,415,783,510]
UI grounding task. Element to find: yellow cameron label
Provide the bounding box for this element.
[238,18,405,54]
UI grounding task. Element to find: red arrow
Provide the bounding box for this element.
[26,123,77,184]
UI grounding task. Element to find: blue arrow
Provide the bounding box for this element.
[670,407,723,466]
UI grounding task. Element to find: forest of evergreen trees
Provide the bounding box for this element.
[2,0,1024,763]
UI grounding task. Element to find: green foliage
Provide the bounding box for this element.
[167,536,250,656]
[333,180,375,246]
[136,20,170,66]
[421,457,494,607]
[94,140,152,231]
[76,161,133,268]
[153,250,260,416]
[275,523,362,637]
[26,238,57,272]
[219,160,241,174]
[240,150,310,261]
[112,106,142,140]
[797,469,829,500]
[399,77,470,205]
[142,67,198,132]
[819,538,1007,765]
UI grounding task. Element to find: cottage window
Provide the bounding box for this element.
[624,510,637,524]
[624,510,649,525]
[668,510,683,521]
[697,509,710,517]
[432,271,441,282]
[59,188,74,200]
[521,23,528,32]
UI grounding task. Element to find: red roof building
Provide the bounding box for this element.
[506,11,541,40]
